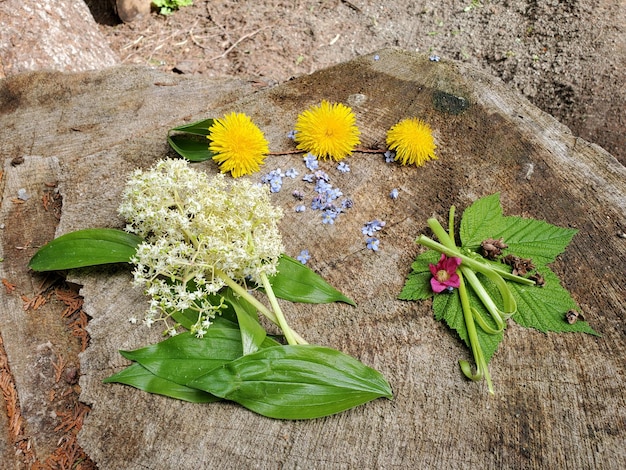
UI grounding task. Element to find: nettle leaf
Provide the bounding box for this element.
[398,250,440,300]
[269,255,356,306]
[459,193,578,264]
[497,216,578,265]
[103,362,220,403]
[29,228,142,271]
[459,193,506,247]
[509,267,598,335]
[188,345,393,420]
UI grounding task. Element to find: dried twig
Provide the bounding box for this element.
[209,26,271,61]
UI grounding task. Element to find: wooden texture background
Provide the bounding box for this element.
[1,49,625,469]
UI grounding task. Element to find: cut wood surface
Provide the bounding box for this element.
[1,49,625,469]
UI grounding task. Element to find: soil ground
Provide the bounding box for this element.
[84,0,625,162]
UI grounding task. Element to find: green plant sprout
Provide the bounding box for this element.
[152,0,193,16]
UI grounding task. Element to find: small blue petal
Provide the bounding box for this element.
[296,249,311,264]
[366,237,380,251]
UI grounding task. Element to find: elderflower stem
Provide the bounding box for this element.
[214,269,307,345]
[260,272,302,346]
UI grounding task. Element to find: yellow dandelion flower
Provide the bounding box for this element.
[294,100,361,161]
[208,112,269,178]
[386,118,437,166]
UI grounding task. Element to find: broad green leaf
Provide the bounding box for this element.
[509,267,598,335]
[459,193,505,247]
[103,362,220,403]
[167,134,215,162]
[28,228,142,271]
[169,118,214,136]
[189,345,392,420]
[269,255,356,306]
[223,288,267,355]
[120,317,280,386]
[120,318,242,384]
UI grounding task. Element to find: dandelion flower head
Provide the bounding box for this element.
[294,100,361,161]
[386,118,437,167]
[208,112,269,178]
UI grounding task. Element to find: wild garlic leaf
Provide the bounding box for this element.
[119,318,279,386]
[188,345,393,420]
[103,362,220,403]
[269,255,356,306]
[119,320,244,385]
[222,288,267,355]
[28,228,142,271]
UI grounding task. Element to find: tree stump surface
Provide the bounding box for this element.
[1,49,625,469]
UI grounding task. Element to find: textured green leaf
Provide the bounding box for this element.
[167,134,215,162]
[270,255,356,306]
[28,228,142,271]
[120,320,244,385]
[509,267,598,335]
[103,363,220,403]
[496,217,578,265]
[398,251,440,300]
[189,345,392,419]
[459,193,505,247]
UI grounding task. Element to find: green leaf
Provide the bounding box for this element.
[188,345,392,419]
[28,228,142,271]
[497,217,578,265]
[167,118,216,161]
[398,250,440,300]
[167,135,215,162]
[170,118,214,135]
[170,292,237,329]
[458,193,578,264]
[223,289,267,355]
[459,193,505,247]
[120,318,244,385]
[103,362,220,403]
[509,267,598,335]
[269,255,356,306]
[120,317,280,386]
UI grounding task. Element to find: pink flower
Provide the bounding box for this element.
[429,254,461,293]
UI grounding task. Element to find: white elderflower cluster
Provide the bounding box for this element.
[119,159,284,336]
